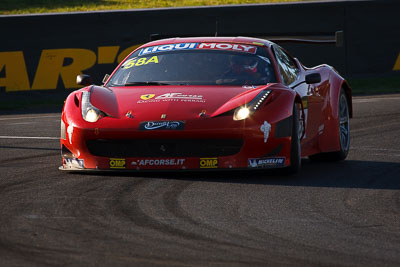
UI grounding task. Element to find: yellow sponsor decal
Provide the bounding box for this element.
[0,44,143,92]
[122,56,159,69]
[109,158,126,169]
[0,51,31,91]
[199,158,218,168]
[140,94,155,100]
[301,96,308,109]
[32,48,97,90]
[97,46,120,64]
[393,52,400,71]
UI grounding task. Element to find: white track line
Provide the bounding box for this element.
[0,114,60,121]
[0,136,58,140]
[353,95,400,103]
[352,147,400,152]
[352,122,400,133]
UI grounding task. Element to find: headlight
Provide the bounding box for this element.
[81,91,106,122]
[234,107,250,120]
[85,108,101,123]
[233,90,271,121]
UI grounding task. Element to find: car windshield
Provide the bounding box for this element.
[107,43,277,87]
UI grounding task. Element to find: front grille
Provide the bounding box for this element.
[86,139,243,158]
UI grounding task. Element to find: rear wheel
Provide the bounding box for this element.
[283,103,301,174]
[309,88,350,161]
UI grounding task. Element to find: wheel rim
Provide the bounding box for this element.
[339,94,350,152]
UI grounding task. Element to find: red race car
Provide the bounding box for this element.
[60,36,352,173]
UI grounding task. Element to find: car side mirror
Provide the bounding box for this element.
[76,74,93,86]
[305,73,321,84]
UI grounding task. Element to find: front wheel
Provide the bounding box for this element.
[309,88,350,161]
[283,103,301,174]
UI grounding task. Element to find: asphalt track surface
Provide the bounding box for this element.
[0,94,399,266]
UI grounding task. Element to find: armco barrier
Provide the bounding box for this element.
[0,0,399,93]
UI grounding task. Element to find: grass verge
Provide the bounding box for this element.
[348,76,400,95]
[1,0,326,15]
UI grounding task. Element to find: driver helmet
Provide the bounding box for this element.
[230,55,258,74]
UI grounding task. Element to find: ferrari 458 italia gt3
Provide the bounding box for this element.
[60,36,352,173]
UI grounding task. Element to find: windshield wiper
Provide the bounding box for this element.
[123,81,171,86]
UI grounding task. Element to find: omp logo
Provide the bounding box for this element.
[140,94,155,100]
[109,158,126,169]
[199,158,218,168]
[0,44,141,92]
[393,52,400,71]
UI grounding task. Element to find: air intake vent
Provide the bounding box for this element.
[87,139,243,158]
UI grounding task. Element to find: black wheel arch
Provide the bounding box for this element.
[341,80,353,118]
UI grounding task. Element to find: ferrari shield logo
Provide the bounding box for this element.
[140,94,155,100]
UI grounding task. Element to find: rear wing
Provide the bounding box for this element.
[260,31,344,47]
[149,31,344,47]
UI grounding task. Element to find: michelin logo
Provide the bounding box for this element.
[248,157,285,168]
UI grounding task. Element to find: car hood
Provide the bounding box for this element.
[89,84,274,120]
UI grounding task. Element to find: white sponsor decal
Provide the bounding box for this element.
[142,121,184,130]
[64,158,84,169]
[139,43,198,56]
[242,85,257,89]
[197,43,257,53]
[131,159,185,166]
[138,42,257,56]
[248,157,285,168]
[318,124,324,135]
[260,121,271,143]
[67,125,74,144]
[145,121,177,130]
[156,93,203,100]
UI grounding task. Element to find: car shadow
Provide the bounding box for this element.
[77,159,400,191]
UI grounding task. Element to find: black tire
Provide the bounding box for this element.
[283,103,301,174]
[309,88,350,162]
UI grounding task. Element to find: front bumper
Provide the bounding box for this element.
[60,117,292,171]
